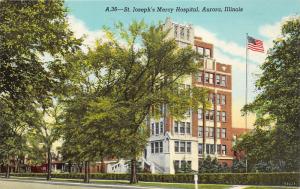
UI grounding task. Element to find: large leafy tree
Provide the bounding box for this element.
[236,17,300,171]
[0,0,81,179]
[62,20,207,183]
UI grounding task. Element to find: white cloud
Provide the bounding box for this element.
[67,15,105,51]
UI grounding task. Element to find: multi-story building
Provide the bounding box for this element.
[144,18,234,174]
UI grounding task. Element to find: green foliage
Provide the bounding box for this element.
[199,156,229,173]
[240,17,300,172]
[232,159,246,173]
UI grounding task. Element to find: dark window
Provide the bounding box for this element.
[209,73,214,84]
[180,122,185,134]
[198,126,203,137]
[217,144,221,154]
[221,128,226,139]
[159,141,163,153]
[196,72,203,82]
[221,75,226,86]
[198,143,203,154]
[175,141,179,152]
[151,123,155,135]
[155,142,159,153]
[174,121,179,133]
[216,74,220,85]
[180,142,186,152]
[186,142,191,153]
[174,160,180,169]
[151,142,154,153]
[186,122,191,134]
[205,73,209,83]
[209,110,214,120]
[160,121,164,134]
[205,111,210,120]
[222,112,226,122]
[221,95,226,105]
[155,122,159,135]
[209,127,214,138]
[222,145,227,155]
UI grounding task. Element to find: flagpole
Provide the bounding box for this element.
[245,33,248,130]
[245,33,248,173]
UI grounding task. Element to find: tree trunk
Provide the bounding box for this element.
[46,148,52,181]
[84,161,90,183]
[130,157,138,184]
[5,157,10,178]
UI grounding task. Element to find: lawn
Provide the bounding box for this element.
[244,187,297,189]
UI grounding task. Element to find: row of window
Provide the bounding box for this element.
[196,47,212,58]
[174,141,192,153]
[151,122,164,135]
[151,141,163,153]
[174,121,191,135]
[174,25,191,40]
[209,94,226,105]
[198,144,227,155]
[198,109,227,122]
[198,127,226,139]
[195,72,227,87]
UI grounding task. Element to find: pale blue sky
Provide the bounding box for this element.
[65,0,300,127]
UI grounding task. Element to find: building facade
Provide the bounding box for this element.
[145,18,234,174]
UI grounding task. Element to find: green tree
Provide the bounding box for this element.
[238,17,300,171]
[62,20,208,184]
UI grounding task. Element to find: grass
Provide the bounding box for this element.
[244,187,297,189]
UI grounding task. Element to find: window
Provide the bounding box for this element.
[198,109,203,120]
[186,122,191,134]
[180,122,185,134]
[221,95,226,105]
[198,126,203,137]
[180,27,184,39]
[159,141,163,153]
[205,127,209,137]
[222,112,226,122]
[198,143,203,154]
[206,144,215,154]
[155,142,159,153]
[209,110,214,120]
[222,145,227,155]
[186,142,191,153]
[209,73,214,84]
[195,72,202,83]
[160,121,164,134]
[217,144,221,154]
[180,142,185,152]
[216,128,220,139]
[205,111,210,120]
[208,127,214,138]
[205,48,211,57]
[221,75,226,86]
[198,47,204,55]
[221,128,226,139]
[216,111,220,122]
[204,73,209,83]
[151,142,154,153]
[216,94,220,105]
[174,25,178,37]
[174,121,179,133]
[216,74,220,85]
[175,141,179,152]
[151,123,155,135]
[155,122,159,135]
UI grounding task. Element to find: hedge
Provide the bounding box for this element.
[1,172,299,186]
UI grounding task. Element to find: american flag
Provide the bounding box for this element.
[247,36,264,53]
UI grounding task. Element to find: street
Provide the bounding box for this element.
[0,178,163,189]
